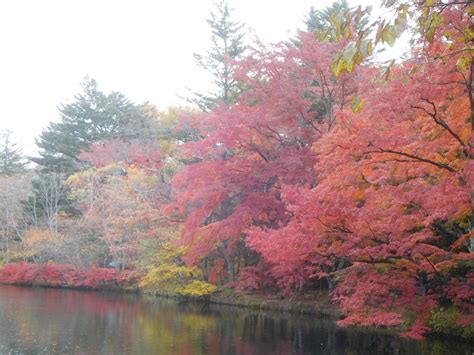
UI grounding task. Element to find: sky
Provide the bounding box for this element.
[0,0,407,155]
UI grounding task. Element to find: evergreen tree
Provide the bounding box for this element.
[0,130,26,176]
[31,77,147,174]
[27,78,157,224]
[305,1,369,38]
[189,0,247,111]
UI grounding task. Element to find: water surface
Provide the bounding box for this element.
[0,285,470,354]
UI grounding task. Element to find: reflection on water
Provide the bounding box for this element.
[0,285,470,354]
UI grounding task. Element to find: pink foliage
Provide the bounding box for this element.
[80,139,162,170]
[236,264,275,292]
[168,5,472,340]
[0,263,137,290]
[169,33,357,266]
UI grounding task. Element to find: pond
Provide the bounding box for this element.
[0,285,470,354]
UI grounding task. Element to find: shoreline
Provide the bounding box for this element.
[1,282,473,344]
[0,280,339,318]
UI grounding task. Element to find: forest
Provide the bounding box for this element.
[0,0,472,341]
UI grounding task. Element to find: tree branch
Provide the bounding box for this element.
[366,143,457,172]
[411,98,466,147]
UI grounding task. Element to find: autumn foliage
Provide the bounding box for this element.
[166,2,473,340]
[0,263,137,290]
[0,0,472,342]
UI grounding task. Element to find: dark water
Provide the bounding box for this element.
[0,285,470,354]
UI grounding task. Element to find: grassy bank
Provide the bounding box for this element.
[208,288,340,318]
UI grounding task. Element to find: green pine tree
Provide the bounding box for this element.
[188,0,247,111]
[0,130,26,176]
[305,1,369,39]
[31,77,148,174]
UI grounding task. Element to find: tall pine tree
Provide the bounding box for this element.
[27,78,157,225]
[0,130,26,176]
[31,77,147,174]
[305,1,369,38]
[188,0,247,111]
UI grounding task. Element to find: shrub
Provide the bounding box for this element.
[0,263,137,291]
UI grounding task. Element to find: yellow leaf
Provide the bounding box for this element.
[330,57,346,79]
[382,26,397,46]
[344,25,351,39]
[456,56,471,71]
[351,95,364,113]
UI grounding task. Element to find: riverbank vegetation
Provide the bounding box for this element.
[0,0,472,341]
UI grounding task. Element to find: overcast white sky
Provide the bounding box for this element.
[0,0,405,155]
